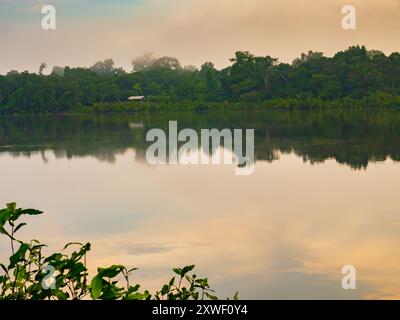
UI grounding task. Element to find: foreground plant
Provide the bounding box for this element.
[0,203,228,300]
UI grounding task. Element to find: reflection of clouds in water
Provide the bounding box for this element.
[118,243,173,255]
[1,150,400,298]
[100,240,207,256]
[219,271,367,300]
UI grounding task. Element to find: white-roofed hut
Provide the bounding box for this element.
[127,96,146,102]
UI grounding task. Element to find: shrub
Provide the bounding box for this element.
[0,203,231,300]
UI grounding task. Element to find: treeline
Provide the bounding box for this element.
[1,45,400,114]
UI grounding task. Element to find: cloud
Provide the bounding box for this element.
[1,0,400,73]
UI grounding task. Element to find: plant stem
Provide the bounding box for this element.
[10,225,15,255]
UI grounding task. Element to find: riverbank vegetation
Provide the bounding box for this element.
[1,46,400,114]
[0,203,228,300]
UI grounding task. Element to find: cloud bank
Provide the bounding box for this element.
[1,0,400,73]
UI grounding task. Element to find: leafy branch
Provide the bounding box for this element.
[0,203,236,300]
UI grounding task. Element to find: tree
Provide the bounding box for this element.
[292,50,324,66]
[131,53,156,72]
[1,45,400,114]
[152,56,181,70]
[184,65,198,72]
[90,59,120,76]
[200,62,221,101]
[51,66,65,76]
[39,62,47,75]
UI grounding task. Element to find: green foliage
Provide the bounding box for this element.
[0,203,227,300]
[2,46,400,114]
[153,265,218,301]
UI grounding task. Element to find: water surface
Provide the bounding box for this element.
[1,110,400,299]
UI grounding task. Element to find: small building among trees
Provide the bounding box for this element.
[127,96,146,102]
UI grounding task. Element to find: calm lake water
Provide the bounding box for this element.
[1,110,400,299]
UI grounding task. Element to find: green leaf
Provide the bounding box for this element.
[125,291,150,300]
[97,265,125,278]
[55,291,68,300]
[0,263,8,274]
[9,243,29,269]
[63,242,83,250]
[14,223,27,233]
[161,284,169,295]
[101,285,124,300]
[205,292,218,300]
[173,268,182,276]
[71,262,87,276]
[21,209,43,216]
[6,203,16,212]
[181,265,195,276]
[31,244,47,250]
[91,276,103,299]
[127,284,140,293]
[44,253,62,264]
[0,209,12,228]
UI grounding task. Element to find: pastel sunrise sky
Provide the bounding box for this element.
[0,0,400,74]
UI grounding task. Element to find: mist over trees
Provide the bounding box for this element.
[1,45,400,114]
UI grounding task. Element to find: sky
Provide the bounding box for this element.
[0,0,400,74]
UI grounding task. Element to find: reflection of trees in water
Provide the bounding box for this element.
[0,115,147,163]
[1,110,400,169]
